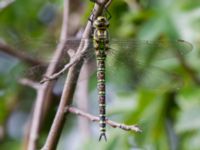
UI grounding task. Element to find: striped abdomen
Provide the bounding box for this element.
[97,50,107,141]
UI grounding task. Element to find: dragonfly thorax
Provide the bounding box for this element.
[93,17,109,42]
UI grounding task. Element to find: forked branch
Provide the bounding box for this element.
[40,51,83,83]
[40,0,112,84]
[27,0,70,150]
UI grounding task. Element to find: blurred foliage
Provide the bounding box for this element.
[0,0,200,150]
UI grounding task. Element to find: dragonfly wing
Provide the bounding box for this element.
[105,39,192,90]
[105,60,183,91]
[136,66,183,90]
[109,39,192,62]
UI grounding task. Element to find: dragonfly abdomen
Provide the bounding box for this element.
[97,58,107,141]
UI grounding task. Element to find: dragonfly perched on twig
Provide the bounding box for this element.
[17,16,192,141]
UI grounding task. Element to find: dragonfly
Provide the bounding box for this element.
[15,16,193,142]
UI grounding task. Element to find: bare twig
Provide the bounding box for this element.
[42,1,112,150]
[19,78,40,90]
[65,106,142,133]
[26,0,70,150]
[0,41,46,66]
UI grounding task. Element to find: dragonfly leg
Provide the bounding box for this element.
[90,0,112,21]
[103,7,111,20]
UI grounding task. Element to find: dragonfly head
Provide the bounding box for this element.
[93,16,109,30]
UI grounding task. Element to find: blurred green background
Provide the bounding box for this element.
[0,0,200,150]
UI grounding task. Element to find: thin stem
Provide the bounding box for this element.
[19,78,40,90]
[66,106,142,133]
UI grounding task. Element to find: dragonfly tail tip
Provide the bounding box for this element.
[99,133,107,142]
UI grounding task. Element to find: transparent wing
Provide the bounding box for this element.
[109,39,192,61]
[105,39,192,90]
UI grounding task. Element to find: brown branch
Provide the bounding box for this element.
[26,0,70,150]
[0,41,46,66]
[66,106,142,133]
[42,1,112,150]
[19,78,40,90]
